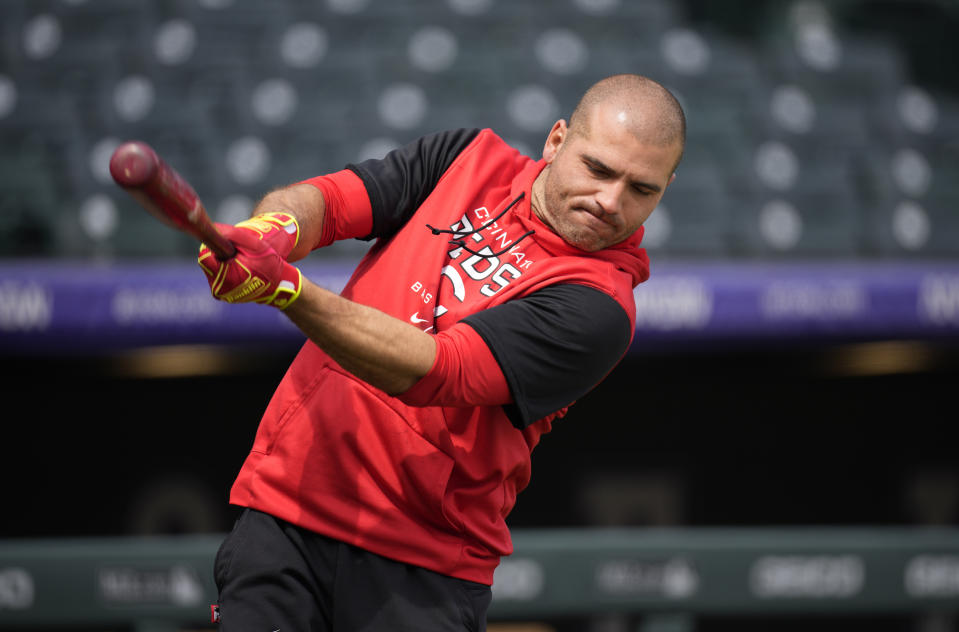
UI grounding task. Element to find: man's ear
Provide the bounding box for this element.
[542,119,568,164]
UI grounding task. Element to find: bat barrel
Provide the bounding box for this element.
[109,141,160,188]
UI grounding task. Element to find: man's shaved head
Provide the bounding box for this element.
[531,73,686,251]
[568,74,686,170]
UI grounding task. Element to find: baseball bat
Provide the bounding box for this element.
[109,141,236,260]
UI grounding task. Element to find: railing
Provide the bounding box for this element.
[2,528,958,630]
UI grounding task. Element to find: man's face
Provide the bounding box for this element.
[536,105,680,252]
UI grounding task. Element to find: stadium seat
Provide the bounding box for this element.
[730,189,864,257]
[103,189,198,259]
[652,190,732,258]
[859,136,959,257]
[728,136,868,256]
[762,28,907,109]
[654,29,767,151]
[753,83,871,152]
[865,192,959,258]
[640,141,731,257]
[869,84,959,153]
[0,141,61,256]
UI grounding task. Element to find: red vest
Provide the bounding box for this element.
[229,130,649,584]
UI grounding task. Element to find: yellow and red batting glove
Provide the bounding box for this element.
[232,212,300,259]
[198,223,302,310]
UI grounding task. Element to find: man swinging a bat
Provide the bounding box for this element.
[171,75,682,630]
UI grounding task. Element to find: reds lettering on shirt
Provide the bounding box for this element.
[466,206,536,271]
[408,202,537,332]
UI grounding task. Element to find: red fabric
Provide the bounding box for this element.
[399,322,511,408]
[230,130,650,584]
[301,169,373,248]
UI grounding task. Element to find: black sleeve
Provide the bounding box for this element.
[462,284,633,429]
[346,128,481,240]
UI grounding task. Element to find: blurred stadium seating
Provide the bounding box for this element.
[0,0,956,261]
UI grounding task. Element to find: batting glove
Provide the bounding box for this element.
[198,224,302,310]
[233,212,300,260]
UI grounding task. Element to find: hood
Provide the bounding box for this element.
[510,159,651,287]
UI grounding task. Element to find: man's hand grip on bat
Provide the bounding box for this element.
[197,213,303,310]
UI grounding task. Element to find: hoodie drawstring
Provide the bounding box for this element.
[426,193,534,258]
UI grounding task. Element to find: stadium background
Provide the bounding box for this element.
[1,0,958,630]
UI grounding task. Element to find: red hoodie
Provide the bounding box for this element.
[228,129,650,584]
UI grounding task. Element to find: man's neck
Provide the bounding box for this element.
[529,166,550,226]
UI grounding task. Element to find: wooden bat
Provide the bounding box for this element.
[109,141,236,260]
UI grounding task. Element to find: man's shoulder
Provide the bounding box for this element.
[428,128,537,194]
[444,128,531,165]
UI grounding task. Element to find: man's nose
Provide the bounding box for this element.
[595,181,626,215]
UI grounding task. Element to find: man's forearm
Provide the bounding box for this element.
[283,278,438,395]
[253,183,326,262]
[251,183,434,393]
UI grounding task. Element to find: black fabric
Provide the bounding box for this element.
[463,283,632,429]
[347,128,481,240]
[214,508,492,632]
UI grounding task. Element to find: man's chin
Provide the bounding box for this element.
[561,230,605,253]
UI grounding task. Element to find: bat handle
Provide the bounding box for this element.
[198,216,237,261]
[210,240,237,261]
